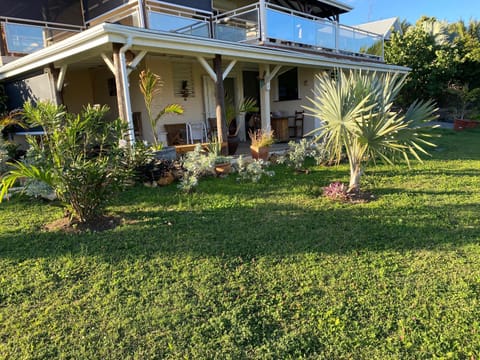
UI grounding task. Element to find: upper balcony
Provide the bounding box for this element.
[212,3,384,60]
[146,1,383,60]
[0,0,384,62]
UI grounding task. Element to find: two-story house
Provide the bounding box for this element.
[0,0,408,145]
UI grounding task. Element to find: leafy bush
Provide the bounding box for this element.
[0,141,8,175]
[0,102,131,223]
[178,144,215,193]
[20,148,55,199]
[278,139,330,171]
[235,156,275,182]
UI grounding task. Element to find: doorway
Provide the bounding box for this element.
[242,70,260,135]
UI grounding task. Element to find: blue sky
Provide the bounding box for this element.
[341,0,480,26]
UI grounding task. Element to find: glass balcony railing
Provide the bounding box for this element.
[146,1,211,38]
[149,11,210,37]
[213,4,260,43]
[1,20,82,55]
[212,3,384,59]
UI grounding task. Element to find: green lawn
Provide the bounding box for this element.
[1,128,479,359]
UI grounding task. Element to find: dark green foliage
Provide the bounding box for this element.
[385,23,458,106]
[0,84,7,115]
[0,128,480,358]
[0,102,131,222]
[385,17,480,108]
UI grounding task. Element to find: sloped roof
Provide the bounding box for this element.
[354,17,402,40]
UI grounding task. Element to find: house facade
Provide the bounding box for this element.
[0,0,408,144]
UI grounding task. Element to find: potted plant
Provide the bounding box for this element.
[447,82,480,130]
[225,96,258,155]
[249,128,275,160]
[207,140,231,175]
[139,69,184,158]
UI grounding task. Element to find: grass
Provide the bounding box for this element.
[1,128,480,359]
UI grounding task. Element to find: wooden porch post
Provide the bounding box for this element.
[259,64,271,132]
[213,54,228,149]
[112,43,129,127]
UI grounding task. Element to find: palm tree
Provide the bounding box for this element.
[304,70,438,192]
[139,70,184,148]
[416,16,451,46]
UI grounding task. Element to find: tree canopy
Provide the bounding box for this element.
[385,17,480,113]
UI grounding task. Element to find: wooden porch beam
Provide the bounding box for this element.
[197,56,217,82]
[264,64,282,84]
[197,56,237,82]
[127,50,147,75]
[222,60,237,80]
[101,53,115,74]
[56,65,68,93]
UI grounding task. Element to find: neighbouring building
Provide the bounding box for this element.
[0,0,408,144]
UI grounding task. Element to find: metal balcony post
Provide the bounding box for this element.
[259,0,266,43]
[335,21,339,53]
[137,0,146,28]
[381,37,385,60]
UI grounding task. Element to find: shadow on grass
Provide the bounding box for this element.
[0,197,477,262]
[2,127,479,262]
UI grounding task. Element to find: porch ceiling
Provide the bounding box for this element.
[270,0,352,18]
[0,23,409,80]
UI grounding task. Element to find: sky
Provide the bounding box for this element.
[341,0,480,26]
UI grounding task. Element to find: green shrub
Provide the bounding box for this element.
[235,156,274,182]
[0,102,131,222]
[278,139,330,171]
[178,144,215,193]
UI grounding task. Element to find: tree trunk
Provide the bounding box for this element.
[348,161,362,193]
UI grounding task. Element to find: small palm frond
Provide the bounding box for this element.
[0,163,55,202]
[154,104,184,123]
[0,110,26,130]
[139,70,163,105]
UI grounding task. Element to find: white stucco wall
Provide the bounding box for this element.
[62,69,95,115]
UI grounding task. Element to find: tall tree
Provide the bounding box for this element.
[385,17,460,106]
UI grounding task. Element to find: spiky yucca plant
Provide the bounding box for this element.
[304,71,438,192]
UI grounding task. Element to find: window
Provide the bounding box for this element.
[278,68,298,101]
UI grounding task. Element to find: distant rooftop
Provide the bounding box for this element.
[355,17,402,40]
